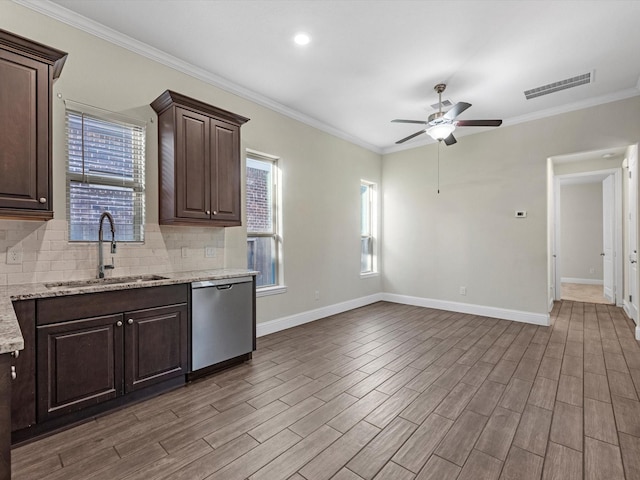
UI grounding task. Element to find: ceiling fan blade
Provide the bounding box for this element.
[392,119,428,125]
[456,119,503,127]
[396,129,426,144]
[443,133,457,146]
[443,102,471,120]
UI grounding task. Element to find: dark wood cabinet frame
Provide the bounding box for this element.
[0,29,67,220]
[151,90,249,227]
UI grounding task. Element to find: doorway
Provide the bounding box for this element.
[550,149,625,306]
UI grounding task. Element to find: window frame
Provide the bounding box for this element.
[360,180,378,276]
[246,150,285,295]
[65,103,146,243]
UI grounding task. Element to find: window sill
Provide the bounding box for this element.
[360,272,379,279]
[256,285,288,297]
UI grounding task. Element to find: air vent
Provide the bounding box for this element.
[524,72,592,100]
[431,99,452,110]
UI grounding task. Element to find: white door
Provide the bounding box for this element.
[603,175,615,302]
[628,146,638,322]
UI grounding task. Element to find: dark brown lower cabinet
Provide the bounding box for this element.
[31,284,190,427]
[37,303,188,422]
[11,300,36,432]
[37,314,124,420]
[125,304,189,393]
[0,354,11,480]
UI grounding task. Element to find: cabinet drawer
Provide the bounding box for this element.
[37,284,189,325]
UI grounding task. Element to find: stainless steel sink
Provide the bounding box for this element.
[45,275,169,289]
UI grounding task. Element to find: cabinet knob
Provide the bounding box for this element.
[206,210,211,215]
[213,211,218,215]
[10,366,16,381]
[11,350,19,359]
[116,320,123,327]
[128,319,134,325]
[39,197,47,204]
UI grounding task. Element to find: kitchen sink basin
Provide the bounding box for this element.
[45,275,169,289]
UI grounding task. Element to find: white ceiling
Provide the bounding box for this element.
[20,0,640,153]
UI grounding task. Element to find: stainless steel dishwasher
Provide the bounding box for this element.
[190,276,254,372]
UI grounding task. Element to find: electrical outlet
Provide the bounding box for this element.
[205,246,216,258]
[7,248,22,265]
[459,286,467,296]
[181,247,188,258]
[314,290,320,301]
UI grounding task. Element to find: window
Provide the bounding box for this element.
[246,153,282,290]
[66,108,145,242]
[361,180,377,274]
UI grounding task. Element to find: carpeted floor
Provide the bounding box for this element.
[561,283,613,304]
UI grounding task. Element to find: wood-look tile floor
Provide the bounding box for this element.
[11,301,640,480]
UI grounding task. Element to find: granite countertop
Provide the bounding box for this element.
[0,269,257,355]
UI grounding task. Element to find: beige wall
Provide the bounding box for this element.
[383,97,640,315]
[560,183,603,282]
[0,2,383,323]
[2,2,640,324]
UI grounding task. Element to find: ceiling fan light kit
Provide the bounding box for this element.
[427,123,455,141]
[392,83,503,145]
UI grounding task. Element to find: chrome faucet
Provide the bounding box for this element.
[98,211,117,278]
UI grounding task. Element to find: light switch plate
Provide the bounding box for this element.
[205,246,216,258]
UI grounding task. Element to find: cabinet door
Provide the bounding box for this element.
[0,49,50,214]
[124,303,188,393]
[11,300,36,431]
[210,119,241,224]
[37,314,124,421]
[0,354,11,479]
[175,107,211,220]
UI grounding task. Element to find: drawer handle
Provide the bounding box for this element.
[128,319,134,325]
[116,321,123,327]
[11,350,19,359]
[11,366,16,381]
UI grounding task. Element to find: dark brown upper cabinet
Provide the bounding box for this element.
[0,30,67,220]
[151,90,249,227]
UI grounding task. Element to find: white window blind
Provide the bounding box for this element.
[66,108,146,242]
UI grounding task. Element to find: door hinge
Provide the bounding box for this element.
[630,295,633,303]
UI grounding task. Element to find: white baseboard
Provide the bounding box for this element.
[256,293,384,337]
[623,301,640,340]
[381,293,550,326]
[256,292,550,337]
[561,277,604,285]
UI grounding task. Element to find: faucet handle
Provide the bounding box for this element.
[105,257,115,270]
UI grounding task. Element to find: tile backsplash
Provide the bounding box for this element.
[0,219,228,286]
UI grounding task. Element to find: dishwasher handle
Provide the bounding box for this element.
[191,276,253,289]
[216,284,233,290]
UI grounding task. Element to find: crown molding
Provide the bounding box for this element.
[13,0,383,154]
[12,0,640,157]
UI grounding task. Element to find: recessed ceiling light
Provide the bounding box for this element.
[294,33,311,46]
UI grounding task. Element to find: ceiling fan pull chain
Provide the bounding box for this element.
[437,140,441,194]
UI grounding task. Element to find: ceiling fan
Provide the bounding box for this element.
[392,83,503,145]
